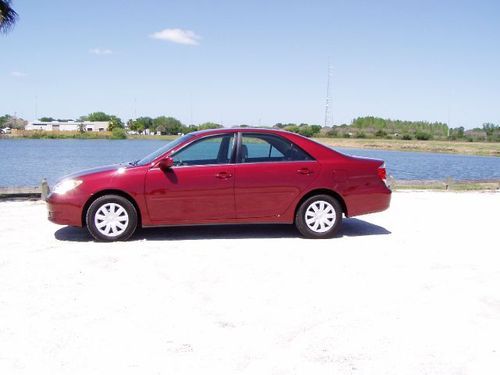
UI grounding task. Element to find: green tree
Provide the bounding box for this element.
[281,124,322,138]
[482,123,500,142]
[449,126,464,140]
[86,112,112,122]
[153,116,183,134]
[483,123,499,136]
[79,112,122,131]
[39,117,55,122]
[309,125,322,135]
[283,124,299,133]
[181,124,199,133]
[108,116,124,131]
[198,122,222,130]
[0,0,17,34]
[130,117,153,133]
[415,131,432,140]
[0,114,11,127]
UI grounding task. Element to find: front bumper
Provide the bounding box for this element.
[46,192,86,227]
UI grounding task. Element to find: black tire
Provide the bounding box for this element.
[295,194,342,239]
[86,194,138,242]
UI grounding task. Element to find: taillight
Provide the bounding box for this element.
[378,163,387,185]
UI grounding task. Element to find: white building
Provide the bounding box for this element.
[26,121,109,132]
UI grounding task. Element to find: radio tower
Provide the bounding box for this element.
[324,62,333,127]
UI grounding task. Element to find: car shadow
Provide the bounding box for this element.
[53,218,391,242]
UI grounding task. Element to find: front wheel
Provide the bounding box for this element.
[295,194,342,239]
[86,195,138,241]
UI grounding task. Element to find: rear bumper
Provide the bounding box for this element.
[46,192,85,227]
[345,187,392,217]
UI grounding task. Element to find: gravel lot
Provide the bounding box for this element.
[0,192,499,375]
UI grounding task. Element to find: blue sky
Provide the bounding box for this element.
[1,0,499,128]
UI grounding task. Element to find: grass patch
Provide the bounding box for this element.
[13,130,128,140]
[315,137,500,157]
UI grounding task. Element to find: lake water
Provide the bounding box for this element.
[0,139,499,186]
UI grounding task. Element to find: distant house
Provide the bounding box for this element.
[26,121,109,132]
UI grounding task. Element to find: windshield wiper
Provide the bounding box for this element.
[128,160,140,166]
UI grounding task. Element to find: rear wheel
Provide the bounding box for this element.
[86,195,137,241]
[295,194,342,239]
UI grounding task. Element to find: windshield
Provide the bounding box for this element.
[135,133,195,166]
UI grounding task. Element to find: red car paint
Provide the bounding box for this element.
[47,128,391,228]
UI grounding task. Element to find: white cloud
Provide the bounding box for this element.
[150,28,201,45]
[89,48,113,55]
[10,71,27,78]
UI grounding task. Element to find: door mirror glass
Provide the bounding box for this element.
[159,157,174,171]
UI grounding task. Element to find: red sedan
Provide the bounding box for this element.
[47,128,391,241]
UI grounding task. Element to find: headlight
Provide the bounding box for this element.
[52,179,82,195]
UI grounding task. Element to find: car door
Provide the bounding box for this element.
[233,132,320,219]
[144,133,236,224]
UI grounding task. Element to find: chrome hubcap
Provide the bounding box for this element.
[305,200,336,233]
[94,203,129,237]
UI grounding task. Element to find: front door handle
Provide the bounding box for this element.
[297,168,313,175]
[215,171,233,179]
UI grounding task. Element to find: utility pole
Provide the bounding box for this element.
[324,62,333,127]
[189,94,194,125]
[34,95,38,121]
[134,97,137,120]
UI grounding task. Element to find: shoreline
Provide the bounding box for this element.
[1,180,498,200]
[2,132,499,157]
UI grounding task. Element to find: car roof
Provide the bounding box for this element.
[178,127,341,161]
[189,127,293,137]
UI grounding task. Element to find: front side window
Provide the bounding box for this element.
[239,134,313,163]
[172,134,235,166]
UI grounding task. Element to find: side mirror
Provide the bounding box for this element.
[159,157,174,171]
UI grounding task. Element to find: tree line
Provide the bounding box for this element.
[2,113,499,142]
[322,117,500,142]
[1,112,225,139]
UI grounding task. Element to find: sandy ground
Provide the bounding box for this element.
[0,192,499,375]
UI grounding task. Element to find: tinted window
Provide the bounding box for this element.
[172,134,235,166]
[239,134,313,163]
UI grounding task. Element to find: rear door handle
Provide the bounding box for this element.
[215,171,233,179]
[297,168,313,175]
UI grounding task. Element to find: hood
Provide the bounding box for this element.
[61,163,128,181]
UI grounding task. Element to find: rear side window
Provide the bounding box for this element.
[239,134,313,163]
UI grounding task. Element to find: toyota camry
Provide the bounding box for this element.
[47,128,391,241]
